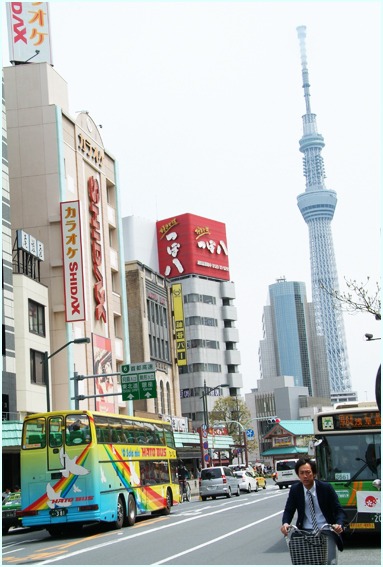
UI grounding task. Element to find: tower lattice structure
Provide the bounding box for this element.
[296,26,352,395]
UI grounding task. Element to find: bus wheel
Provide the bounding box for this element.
[114,496,125,530]
[161,489,172,515]
[124,493,136,527]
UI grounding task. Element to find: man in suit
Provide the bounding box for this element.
[281,458,346,564]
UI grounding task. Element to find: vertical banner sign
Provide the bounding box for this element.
[60,201,86,322]
[6,3,53,65]
[172,283,187,366]
[88,176,107,323]
[92,334,115,413]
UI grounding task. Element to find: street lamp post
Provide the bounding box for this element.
[200,379,229,431]
[44,337,90,411]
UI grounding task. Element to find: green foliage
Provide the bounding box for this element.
[210,396,257,452]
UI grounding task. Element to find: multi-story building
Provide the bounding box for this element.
[123,213,243,430]
[295,27,355,401]
[156,213,243,430]
[259,278,330,399]
[4,61,129,416]
[124,259,182,420]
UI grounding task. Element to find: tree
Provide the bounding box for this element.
[210,396,257,456]
[320,276,381,320]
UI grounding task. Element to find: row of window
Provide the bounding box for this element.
[186,339,219,349]
[179,363,222,374]
[180,387,223,398]
[149,334,170,362]
[183,293,216,305]
[147,299,168,328]
[185,316,218,327]
[23,414,176,449]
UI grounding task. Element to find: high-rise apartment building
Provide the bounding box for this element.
[259,278,330,399]
[296,27,354,400]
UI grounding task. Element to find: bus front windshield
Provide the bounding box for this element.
[316,432,381,483]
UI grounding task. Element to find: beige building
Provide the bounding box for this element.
[4,62,129,415]
[125,261,182,420]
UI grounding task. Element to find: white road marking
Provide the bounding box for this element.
[36,492,285,564]
[153,510,283,565]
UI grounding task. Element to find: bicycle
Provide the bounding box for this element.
[179,479,191,502]
[285,523,339,565]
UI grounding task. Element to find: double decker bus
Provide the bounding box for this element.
[313,402,381,533]
[19,411,180,536]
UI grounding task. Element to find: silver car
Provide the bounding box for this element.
[199,466,241,500]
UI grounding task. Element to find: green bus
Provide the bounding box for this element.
[313,402,381,534]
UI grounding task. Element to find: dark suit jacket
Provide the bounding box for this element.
[282,479,347,550]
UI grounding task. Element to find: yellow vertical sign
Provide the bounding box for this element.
[172,284,187,366]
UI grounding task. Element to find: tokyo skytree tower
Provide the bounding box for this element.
[296,26,352,396]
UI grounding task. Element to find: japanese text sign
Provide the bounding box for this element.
[156,213,230,280]
[7,3,53,65]
[60,201,86,322]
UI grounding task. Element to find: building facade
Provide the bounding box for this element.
[295,27,354,401]
[156,213,243,429]
[125,260,182,419]
[259,278,330,399]
[4,62,129,416]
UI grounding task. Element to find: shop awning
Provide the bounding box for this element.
[261,446,308,457]
[2,421,23,448]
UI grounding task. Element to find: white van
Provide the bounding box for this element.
[275,459,299,489]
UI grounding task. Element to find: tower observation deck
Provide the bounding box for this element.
[296,26,352,397]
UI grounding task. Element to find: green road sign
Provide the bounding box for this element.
[121,362,157,401]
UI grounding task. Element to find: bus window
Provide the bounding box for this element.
[48,416,63,448]
[23,418,46,449]
[65,414,90,445]
[163,423,175,449]
[94,415,111,443]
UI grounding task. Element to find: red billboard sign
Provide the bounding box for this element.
[156,214,230,280]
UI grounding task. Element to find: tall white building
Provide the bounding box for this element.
[123,213,243,430]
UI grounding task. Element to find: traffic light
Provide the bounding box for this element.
[267,417,280,424]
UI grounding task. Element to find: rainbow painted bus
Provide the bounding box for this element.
[313,402,381,534]
[19,411,180,536]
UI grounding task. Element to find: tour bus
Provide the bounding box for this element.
[313,402,381,533]
[19,411,180,536]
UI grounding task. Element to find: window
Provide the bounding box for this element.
[28,300,45,337]
[30,349,45,385]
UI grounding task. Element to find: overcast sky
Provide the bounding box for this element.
[3,1,381,402]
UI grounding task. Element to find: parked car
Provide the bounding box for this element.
[199,466,241,500]
[2,491,22,535]
[234,470,259,493]
[255,475,267,489]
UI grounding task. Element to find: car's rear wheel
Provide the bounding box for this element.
[201,496,207,501]
[247,484,252,493]
[226,487,232,498]
[236,486,240,497]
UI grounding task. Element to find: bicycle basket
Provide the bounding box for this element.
[288,531,328,565]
